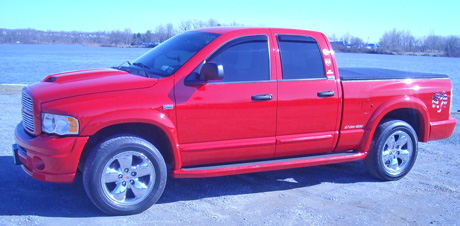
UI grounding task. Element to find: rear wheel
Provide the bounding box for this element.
[364,120,418,181]
[83,135,167,215]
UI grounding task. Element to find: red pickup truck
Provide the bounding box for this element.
[13,27,456,215]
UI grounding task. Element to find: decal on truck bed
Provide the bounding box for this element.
[432,91,448,113]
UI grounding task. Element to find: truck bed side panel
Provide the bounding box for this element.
[336,78,454,152]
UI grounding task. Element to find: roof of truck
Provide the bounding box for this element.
[194,27,319,35]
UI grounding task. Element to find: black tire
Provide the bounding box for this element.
[83,135,167,215]
[364,120,418,181]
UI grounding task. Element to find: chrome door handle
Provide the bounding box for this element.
[317,91,335,97]
[251,94,273,101]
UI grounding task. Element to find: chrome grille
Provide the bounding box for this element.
[22,91,35,133]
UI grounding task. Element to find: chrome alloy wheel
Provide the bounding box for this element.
[101,151,155,205]
[381,131,414,176]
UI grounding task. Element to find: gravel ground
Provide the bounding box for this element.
[0,85,459,226]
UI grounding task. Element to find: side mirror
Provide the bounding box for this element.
[199,62,224,81]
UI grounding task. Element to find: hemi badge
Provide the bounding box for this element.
[163,105,174,110]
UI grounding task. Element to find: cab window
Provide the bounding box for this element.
[207,35,270,83]
[277,35,325,80]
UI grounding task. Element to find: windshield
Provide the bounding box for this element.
[129,31,220,77]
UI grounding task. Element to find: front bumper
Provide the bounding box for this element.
[13,123,89,183]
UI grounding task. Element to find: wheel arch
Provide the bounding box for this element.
[79,116,181,171]
[358,96,430,152]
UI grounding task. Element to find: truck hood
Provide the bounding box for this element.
[26,68,158,103]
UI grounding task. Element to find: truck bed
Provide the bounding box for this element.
[339,68,448,81]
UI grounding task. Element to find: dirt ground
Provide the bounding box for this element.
[1,87,459,226]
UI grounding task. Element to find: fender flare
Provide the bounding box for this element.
[358,96,430,152]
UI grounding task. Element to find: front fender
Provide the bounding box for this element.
[79,108,182,168]
[358,95,430,152]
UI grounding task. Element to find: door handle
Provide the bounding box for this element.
[317,90,335,97]
[251,94,273,101]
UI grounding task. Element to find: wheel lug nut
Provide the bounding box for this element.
[131,172,137,176]
[130,180,135,185]
[124,168,129,173]
[118,174,123,179]
[122,181,127,186]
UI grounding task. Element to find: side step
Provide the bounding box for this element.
[173,151,367,178]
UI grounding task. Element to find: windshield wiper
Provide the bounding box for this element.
[133,62,151,69]
[131,62,168,78]
[112,61,131,70]
[132,62,153,78]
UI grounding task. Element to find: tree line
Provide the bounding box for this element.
[0,19,240,47]
[330,28,460,57]
[1,22,459,57]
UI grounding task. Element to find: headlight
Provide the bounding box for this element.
[41,113,79,135]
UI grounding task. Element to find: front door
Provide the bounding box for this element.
[175,35,277,166]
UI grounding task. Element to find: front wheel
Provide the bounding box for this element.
[83,135,167,215]
[364,120,418,181]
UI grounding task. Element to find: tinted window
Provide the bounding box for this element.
[132,32,220,77]
[277,35,325,80]
[208,36,270,83]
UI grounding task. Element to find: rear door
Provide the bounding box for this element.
[272,31,340,157]
[175,33,278,166]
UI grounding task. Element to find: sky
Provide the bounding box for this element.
[1,0,459,43]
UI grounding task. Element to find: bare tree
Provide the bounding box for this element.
[444,36,460,57]
[341,32,351,46]
[178,20,193,32]
[401,30,415,52]
[193,19,207,29]
[144,30,152,43]
[423,32,444,53]
[123,28,132,46]
[153,24,166,43]
[329,33,338,42]
[207,18,220,27]
[350,36,363,48]
[228,21,243,26]
[379,28,403,52]
[165,23,175,39]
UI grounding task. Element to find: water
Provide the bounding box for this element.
[0,44,150,84]
[0,45,459,110]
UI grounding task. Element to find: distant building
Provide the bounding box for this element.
[366,43,379,49]
[331,41,379,51]
[330,41,346,47]
[137,42,159,48]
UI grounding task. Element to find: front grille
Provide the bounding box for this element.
[22,91,35,133]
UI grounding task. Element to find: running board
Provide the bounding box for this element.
[173,152,367,178]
